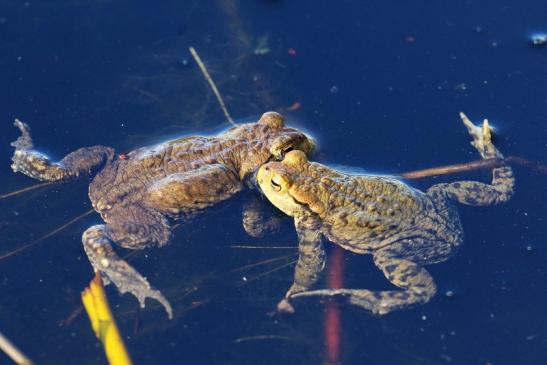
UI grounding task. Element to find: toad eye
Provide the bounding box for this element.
[271,177,282,192]
[275,144,294,159]
[282,145,294,155]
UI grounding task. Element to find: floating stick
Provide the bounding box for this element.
[399,158,505,179]
[0,330,34,365]
[82,274,132,365]
[189,46,237,127]
[505,155,547,175]
[398,155,547,180]
[0,182,52,200]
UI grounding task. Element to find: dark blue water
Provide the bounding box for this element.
[1,1,546,364]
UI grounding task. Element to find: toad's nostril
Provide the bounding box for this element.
[265,166,269,171]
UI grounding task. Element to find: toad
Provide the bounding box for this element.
[257,113,514,314]
[11,112,314,318]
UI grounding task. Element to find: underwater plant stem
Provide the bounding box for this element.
[0,209,94,261]
[82,274,133,365]
[0,330,34,365]
[324,246,344,365]
[189,46,237,127]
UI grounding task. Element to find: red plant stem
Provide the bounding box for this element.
[324,246,344,365]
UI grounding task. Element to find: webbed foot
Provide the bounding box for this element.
[242,197,283,238]
[83,225,173,319]
[10,119,56,180]
[459,112,499,159]
[276,298,295,314]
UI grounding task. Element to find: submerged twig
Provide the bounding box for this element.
[58,305,84,328]
[505,155,547,175]
[0,182,52,200]
[0,209,94,261]
[0,330,34,365]
[189,46,237,127]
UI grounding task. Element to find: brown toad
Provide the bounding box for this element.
[257,113,514,314]
[10,112,314,318]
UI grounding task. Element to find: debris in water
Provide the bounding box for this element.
[530,33,547,46]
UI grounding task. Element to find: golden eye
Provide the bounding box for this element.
[271,177,282,192]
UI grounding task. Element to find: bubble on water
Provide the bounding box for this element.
[445,290,455,298]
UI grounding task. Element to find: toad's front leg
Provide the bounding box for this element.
[241,196,284,238]
[277,215,325,313]
[11,119,114,182]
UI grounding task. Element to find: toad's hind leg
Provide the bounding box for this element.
[83,207,173,318]
[291,249,436,314]
[11,119,114,182]
[428,113,514,206]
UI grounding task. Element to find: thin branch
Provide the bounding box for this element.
[189,46,237,127]
[398,155,547,180]
[399,158,505,179]
[505,155,547,175]
[0,330,34,365]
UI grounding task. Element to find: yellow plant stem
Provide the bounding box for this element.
[82,274,133,365]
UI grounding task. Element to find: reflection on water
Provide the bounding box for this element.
[0,0,546,364]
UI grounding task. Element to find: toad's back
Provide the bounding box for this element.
[292,164,463,258]
[89,136,243,210]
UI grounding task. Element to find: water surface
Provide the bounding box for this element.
[0,1,546,364]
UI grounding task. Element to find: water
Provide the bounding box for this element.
[1,1,546,364]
